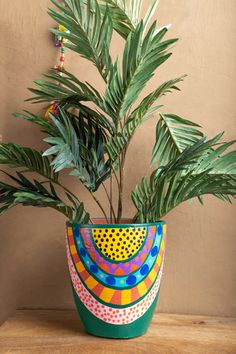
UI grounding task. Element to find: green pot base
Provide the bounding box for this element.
[72,287,159,339]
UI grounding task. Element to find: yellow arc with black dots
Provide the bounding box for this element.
[92,227,146,261]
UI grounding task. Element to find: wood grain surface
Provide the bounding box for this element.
[0,310,235,353]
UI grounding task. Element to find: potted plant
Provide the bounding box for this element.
[1,0,235,339]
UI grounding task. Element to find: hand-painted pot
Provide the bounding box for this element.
[66,220,166,339]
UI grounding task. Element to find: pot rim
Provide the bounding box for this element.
[66,219,166,229]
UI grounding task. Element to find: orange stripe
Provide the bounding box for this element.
[67,227,73,236]
[68,234,74,246]
[144,276,152,289]
[154,261,160,272]
[80,270,90,282]
[150,226,156,234]
[130,286,140,302]
[73,253,79,263]
[110,290,122,305]
[92,283,104,297]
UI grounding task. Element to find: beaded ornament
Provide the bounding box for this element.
[45,25,69,120]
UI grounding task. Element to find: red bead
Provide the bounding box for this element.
[60,56,65,62]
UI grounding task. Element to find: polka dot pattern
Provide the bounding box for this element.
[140,264,149,275]
[69,227,164,293]
[77,226,157,276]
[67,239,164,325]
[92,227,146,261]
[151,246,158,257]
[106,276,116,285]
[126,275,137,286]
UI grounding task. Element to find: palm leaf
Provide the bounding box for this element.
[105,105,162,163]
[105,76,184,163]
[27,68,104,108]
[13,111,59,136]
[143,0,160,33]
[98,0,138,39]
[132,134,236,222]
[151,113,203,166]
[43,108,111,191]
[104,22,177,126]
[49,0,113,81]
[0,143,58,182]
[129,76,185,123]
[99,0,161,39]
[0,171,90,223]
[63,102,115,135]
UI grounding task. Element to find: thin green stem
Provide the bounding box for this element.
[57,181,80,203]
[102,181,116,223]
[55,181,94,224]
[91,192,109,223]
[132,212,139,223]
[111,165,120,190]
[117,148,127,222]
[110,176,113,222]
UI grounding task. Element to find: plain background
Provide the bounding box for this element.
[0,0,236,325]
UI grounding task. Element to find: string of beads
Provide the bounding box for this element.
[45,25,68,119]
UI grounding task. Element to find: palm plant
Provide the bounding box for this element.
[1,0,236,225]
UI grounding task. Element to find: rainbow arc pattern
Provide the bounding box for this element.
[67,223,166,325]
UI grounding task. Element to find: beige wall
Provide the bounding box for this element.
[0,0,236,325]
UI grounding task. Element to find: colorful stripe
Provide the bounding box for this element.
[67,239,164,325]
[73,225,157,275]
[67,226,165,306]
[72,229,162,288]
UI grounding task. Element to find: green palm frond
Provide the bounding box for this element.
[105,77,184,163]
[13,111,59,136]
[0,171,90,223]
[105,105,161,163]
[143,0,160,33]
[132,134,236,222]
[98,0,139,38]
[27,68,104,107]
[151,113,203,166]
[104,22,177,126]
[99,0,160,39]
[43,108,111,191]
[0,143,58,182]
[190,139,236,175]
[129,76,185,122]
[63,103,115,136]
[49,0,112,78]
[49,0,113,81]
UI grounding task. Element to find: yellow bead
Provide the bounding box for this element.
[59,25,66,32]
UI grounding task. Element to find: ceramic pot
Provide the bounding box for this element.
[66,220,166,339]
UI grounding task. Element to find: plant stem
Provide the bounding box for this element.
[56,181,94,224]
[57,181,81,203]
[111,165,120,190]
[102,181,116,223]
[110,176,113,223]
[132,212,139,223]
[116,111,130,223]
[117,149,126,223]
[91,192,109,223]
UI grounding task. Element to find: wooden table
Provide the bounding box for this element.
[0,310,235,353]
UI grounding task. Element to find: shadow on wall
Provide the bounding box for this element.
[0,0,63,324]
[0,208,74,325]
